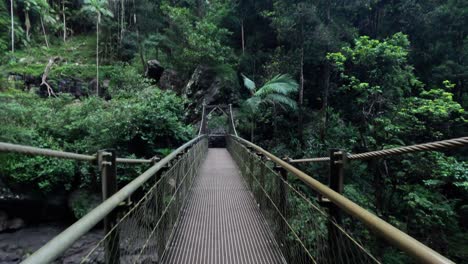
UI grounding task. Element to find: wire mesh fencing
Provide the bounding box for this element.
[227,136,380,264]
[78,137,208,264]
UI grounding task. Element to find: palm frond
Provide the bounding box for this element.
[255,74,298,97]
[241,73,256,94]
[265,93,298,111]
[101,9,114,17]
[245,96,261,112]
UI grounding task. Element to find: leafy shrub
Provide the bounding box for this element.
[0,84,193,194]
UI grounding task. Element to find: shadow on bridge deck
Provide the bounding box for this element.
[162,148,286,264]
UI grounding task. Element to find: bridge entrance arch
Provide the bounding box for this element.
[199,104,236,147]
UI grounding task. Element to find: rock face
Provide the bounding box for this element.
[0,181,69,225]
[158,69,185,93]
[0,224,103,264]
[6,72,115,98]
[146,59,165,83]
[184,65,233,122]
[0,211,25,232]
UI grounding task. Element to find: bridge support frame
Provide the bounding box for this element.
[98,149,120,264]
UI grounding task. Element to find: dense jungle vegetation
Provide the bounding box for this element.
[0,0,467,262]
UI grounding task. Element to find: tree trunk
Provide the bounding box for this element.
[96,13,100,96]
[241,19,245,54]
[120,0,125,44]
[62,0,66,42]
[196,0,204,17]
[320,0,332,141]
[250,117,255,143]
[41,57,59,97]
[25,11,31,42]
[132,0,145,73]
[40,16,49,48]
[297,16,305,141]
[320,62,330,141]
[273,104,278,137]
[10,0,14,53]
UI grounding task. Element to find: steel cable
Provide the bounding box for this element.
[288,137,468,163]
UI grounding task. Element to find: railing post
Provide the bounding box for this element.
[274,162,288,258]
[257,152,266,210]
[98,149,119,264]
[327,148,346,262]
[201,103,208,135]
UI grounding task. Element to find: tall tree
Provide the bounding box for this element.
[61,0,68,42]
[36,0,55,48]
[81,0,113,95]
[10,0,14,53]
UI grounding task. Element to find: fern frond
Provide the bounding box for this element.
[241,73,256,94]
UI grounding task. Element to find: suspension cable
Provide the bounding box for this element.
[288,137,468,163]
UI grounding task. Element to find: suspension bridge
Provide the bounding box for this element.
[0,104,466,264]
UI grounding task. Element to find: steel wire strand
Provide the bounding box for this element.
[79,139,208,263]
[227,138,380,264]
[348,137,468,160]
[289,137,468,163]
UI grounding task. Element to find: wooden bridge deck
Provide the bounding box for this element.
[162,148,285,264]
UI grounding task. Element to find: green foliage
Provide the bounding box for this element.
[81,0,113,20]
[1,0,467,261]
[0,82,192,193]
[68,189,101,219]
[0,0,9,54]
[161,1,235,74]
[328,33,422,118]
[242,74,299,112]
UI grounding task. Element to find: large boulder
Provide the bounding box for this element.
[158,69,185,93]
[145,59,165,83]
[184,65,230,122]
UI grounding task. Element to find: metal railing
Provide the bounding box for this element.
[0,142,161,165]
[228,135,454,264]
[15,135,208,264]
[2,103,461,264]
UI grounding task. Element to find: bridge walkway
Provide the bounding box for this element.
[162,148,285,264]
